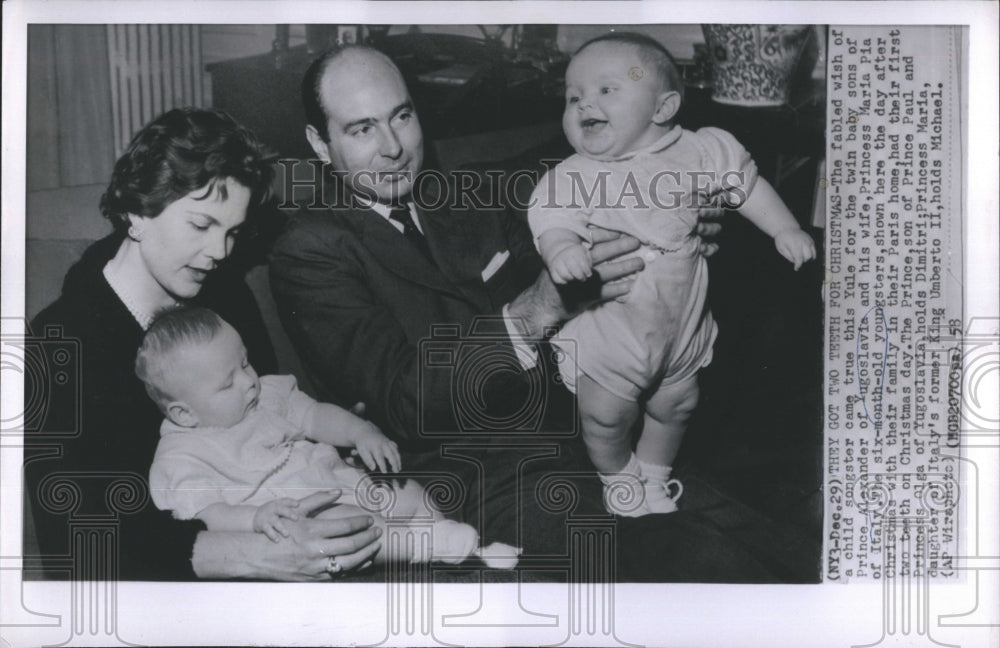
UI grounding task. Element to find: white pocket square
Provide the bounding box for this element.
[481,250,511,282]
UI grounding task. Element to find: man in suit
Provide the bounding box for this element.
[273,45,643,442]
[270,44,777,580]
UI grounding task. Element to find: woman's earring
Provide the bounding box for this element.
[128,225,142,241]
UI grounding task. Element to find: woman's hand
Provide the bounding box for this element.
[285,491,385,578]
[192,490,383,581]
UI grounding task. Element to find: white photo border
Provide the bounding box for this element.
[2,2,997,647]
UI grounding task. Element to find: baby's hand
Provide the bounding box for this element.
[775,228,817,271]
[353,423,401,473]
[548,244,593,284]
[253,498,300,543]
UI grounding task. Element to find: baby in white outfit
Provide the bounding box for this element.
[140,305,518,567]
[528,33,815,516]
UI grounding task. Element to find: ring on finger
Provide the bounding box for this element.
[325,556,343,575]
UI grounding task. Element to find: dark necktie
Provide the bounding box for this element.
[388,206,435,265]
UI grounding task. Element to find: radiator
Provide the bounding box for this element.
[107,24,204,155]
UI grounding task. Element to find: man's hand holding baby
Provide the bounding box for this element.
[774,227,817,271]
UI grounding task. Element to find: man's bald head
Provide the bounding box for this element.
[302,44,424,203]
[302,45,402,143]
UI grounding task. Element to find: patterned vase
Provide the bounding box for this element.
[702,24,813,107]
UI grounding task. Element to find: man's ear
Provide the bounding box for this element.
[305,125,332,164]
[652,91,681,125]
[166,401,199,428]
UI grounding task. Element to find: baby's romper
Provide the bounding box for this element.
[528,126,758,400]
[150,375,505,566]
[149,374,368,521]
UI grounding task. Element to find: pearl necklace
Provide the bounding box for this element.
[102,262,177,331]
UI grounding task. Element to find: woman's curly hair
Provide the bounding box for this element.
[100,107,273,232]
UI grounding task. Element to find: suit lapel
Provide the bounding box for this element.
[419,205,498,313]
[418,206,476,275]
[357,204,469,302]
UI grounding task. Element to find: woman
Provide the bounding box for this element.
[25,108,381,580]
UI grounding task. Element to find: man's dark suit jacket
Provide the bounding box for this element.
[270,193,562,445]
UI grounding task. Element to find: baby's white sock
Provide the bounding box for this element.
[429,519,479,564]
[425,521,521,569]
[637,459,672,483]
[599,454,649,516]
[598,453,642,485]
[638,458,683,510]
[474,543,522,569]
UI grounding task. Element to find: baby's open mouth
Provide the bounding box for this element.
[580,118,608,132]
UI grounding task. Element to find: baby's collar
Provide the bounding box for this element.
[591,125,683,163]
[160,419,199,436]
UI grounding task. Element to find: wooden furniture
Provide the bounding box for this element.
[207,33,565,160]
